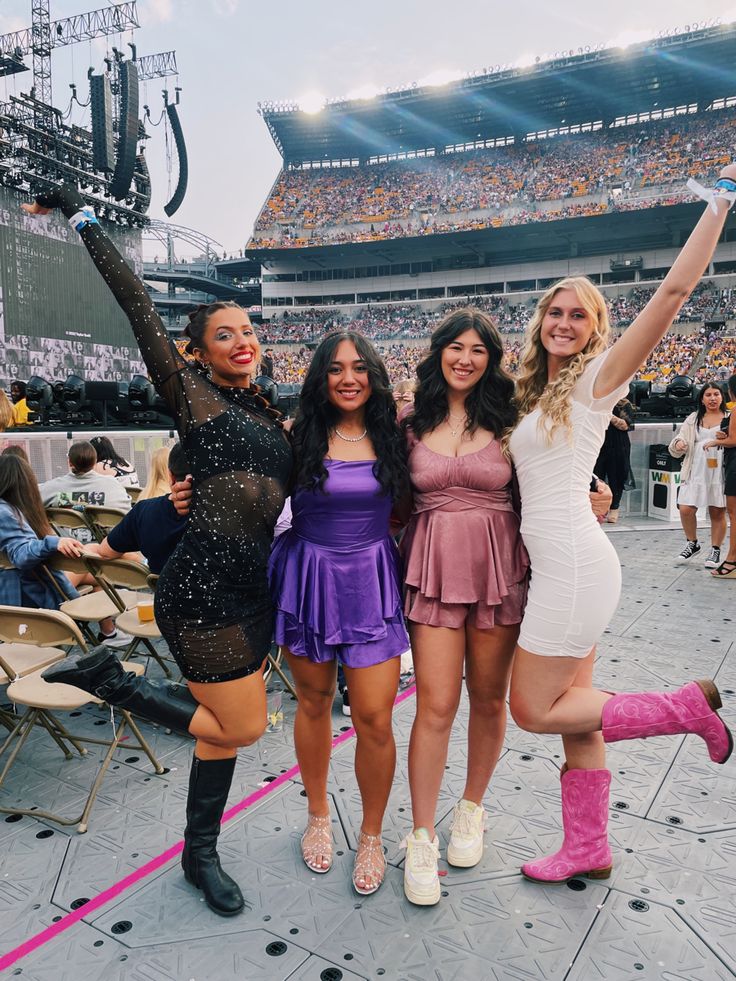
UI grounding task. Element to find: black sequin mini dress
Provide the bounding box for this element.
[41,187,293,682]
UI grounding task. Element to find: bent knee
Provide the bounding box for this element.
[508,694,546,733]
[225,717,267,748]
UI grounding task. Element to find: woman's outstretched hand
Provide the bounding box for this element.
[21,201,51,216]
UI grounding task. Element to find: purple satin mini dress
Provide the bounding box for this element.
[268,459,409,666]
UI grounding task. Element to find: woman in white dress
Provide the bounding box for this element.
[507,164,736,884]
[669,381,728,568]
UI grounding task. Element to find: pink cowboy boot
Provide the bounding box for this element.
[521,767,612,882]
[602,679,733,764]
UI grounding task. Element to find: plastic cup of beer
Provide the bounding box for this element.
[137,598,155,623]
[706,446,720,470]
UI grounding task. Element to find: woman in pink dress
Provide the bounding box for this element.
[399,308,528,905]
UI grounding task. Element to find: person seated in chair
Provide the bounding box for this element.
[40,441,132,512]
[84,442,189,574]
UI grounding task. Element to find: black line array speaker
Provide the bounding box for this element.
[163,102,188,217]
[90,73,114,173]
[110,60,140,200]
[135,151,151,212]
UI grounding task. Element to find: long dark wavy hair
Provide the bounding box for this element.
[405,307,517,441]
[291,331,409,500]
[0,455,53,538]
[695,379,726,429]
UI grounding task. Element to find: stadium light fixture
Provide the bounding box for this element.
[298,91,326,114]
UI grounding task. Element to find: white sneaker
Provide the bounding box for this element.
[402,828,441,906]
[447,799,485,868]
[97,628,133,649]
[705,546,721,569]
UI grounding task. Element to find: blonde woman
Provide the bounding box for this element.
[507,165,736,884]
[0,391,15,432]
[138,446,172,501]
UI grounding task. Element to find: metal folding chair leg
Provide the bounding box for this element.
[74,709,165,834]
[267,648,297,700]
[0,706,165,833]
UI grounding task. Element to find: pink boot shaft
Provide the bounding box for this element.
[601,679,733,764]
[521,768,612,882]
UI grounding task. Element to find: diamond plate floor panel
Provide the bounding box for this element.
[2,529,736,980]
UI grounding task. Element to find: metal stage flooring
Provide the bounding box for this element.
[1,528,734,980]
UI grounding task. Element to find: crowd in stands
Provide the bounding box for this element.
[249,109,736,249]
[695,336,736,383]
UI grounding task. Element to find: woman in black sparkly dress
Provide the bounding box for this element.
[32,186,292,918]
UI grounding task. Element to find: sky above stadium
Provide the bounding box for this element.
[2,0,735,256]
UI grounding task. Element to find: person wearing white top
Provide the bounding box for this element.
[668,381,728,568]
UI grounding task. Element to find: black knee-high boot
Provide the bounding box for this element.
[42,645,198,734]
[181,755,244,916]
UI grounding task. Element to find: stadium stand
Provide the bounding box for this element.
[250,108,736,249]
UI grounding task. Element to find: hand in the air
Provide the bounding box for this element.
[21,202,51,216]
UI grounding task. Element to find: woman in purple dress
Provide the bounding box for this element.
[268,331,409,895]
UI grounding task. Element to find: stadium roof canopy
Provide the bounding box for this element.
[258,23,736,167]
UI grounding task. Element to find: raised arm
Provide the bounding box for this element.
[595,165,736,398]
[23,186,182,397]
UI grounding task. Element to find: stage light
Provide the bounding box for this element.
[254,375,279,407]
[62,374,86,411]
[25,375,55,424]
[128,374,156,411]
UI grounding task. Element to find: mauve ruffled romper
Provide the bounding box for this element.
[401,434,529,630]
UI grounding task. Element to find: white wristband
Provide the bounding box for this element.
[686,177,736,214]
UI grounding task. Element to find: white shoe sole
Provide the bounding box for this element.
[403,879,441,905]
[446,841,483,867]
[704,560,720,569]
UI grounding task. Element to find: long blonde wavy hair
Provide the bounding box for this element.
[515,276,611,441]
[139,445,171,501]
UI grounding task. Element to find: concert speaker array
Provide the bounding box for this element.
[163,102,188,217]
[135,151,152,212]
[90,73,114,173]
[110,60,140,200]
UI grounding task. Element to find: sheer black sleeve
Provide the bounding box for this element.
[34,185,226,437]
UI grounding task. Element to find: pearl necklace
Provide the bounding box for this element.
[334,427,367,442]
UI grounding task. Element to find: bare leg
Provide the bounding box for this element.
[283,650,337,870]
[188,670,269,759]
[461,622,518,804]
[408,622,465,837]
[708,506,727,550]
[344,656,401,891]
[509,647,612,735]
[725,496,736,563]
[284,651,336,813]
[678,504,698,542]
[559,648,607,769]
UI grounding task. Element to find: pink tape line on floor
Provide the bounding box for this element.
[0,682,417,972]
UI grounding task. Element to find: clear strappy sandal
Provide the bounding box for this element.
[353,830,386,895]
[301,813,333,873]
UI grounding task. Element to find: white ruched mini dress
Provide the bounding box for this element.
[509,350,629,659]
